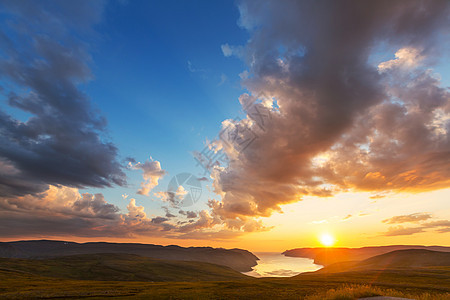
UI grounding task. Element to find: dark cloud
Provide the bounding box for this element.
[0,0,125,197]
[162,206,176,218]
[210,0,450,227]
[72,193,120,220]
[151,216,168,224]
[179,210,198,219]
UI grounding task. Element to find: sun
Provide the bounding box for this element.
[319,233,335,247]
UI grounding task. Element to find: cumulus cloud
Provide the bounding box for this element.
[0,185,123,237]
[208,0,450,229]
[129,158,166,196]
[178,210,220,233]
[0,185,225,238]
[378,47,424,71]
[0,183,248,239]
[0,0,125,197]
[155,185,187,206]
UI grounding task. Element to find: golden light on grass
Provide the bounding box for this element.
[319,233,335,247]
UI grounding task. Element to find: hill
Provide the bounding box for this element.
[0,253,249,282]
[0,262,449,299]
[310,249,450,274]
[0,240,258,272]
[283,245,450,266]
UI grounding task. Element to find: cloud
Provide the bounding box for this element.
[179,210,198,219]
[384,226,424,236]
[221,44,234,57]
[0,185,123,237]
[221,43,244,58]
[381,213,450,236]
[378,47,424,71]
[382,213,433,224]
[422,220,450,233]
[312,220,328,225]
[0,185,220,239]
[0,184,253,240]
[0,0,126,197]
[218,73,227,86]
[155,185,187,207]
[129,158,166,196]
[187,60,206,73]
[208,0,450,228]
[178,210,220,233]
[151,216,168,224]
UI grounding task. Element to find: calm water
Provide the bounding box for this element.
[243,252,322,277]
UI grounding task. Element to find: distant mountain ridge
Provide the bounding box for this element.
[0,240,259,272]
[283,245,450,266]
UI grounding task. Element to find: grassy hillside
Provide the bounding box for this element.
[0,248,449,299]
[312,249,450,274]
[0,240,259,272]
[0,267,448,299]
[0,253,249,282]
[283,245,450,266]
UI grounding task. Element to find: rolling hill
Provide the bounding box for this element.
[0,249,449,299]
[283,245,450,266]
[0,240,258,272]
[309,249,450,274]
[0,253,249,282]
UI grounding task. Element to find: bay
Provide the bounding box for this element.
[243,252,322,277]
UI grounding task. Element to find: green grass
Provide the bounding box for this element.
[304,284,450,300]
[0,253,248,282]
[0,267,449,299]
[0,253,449,299]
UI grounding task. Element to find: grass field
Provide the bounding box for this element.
[0,252,449,299]
[0,253,248,282]
[0,267,449,299]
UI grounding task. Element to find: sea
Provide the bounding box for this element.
[243,252,323,277]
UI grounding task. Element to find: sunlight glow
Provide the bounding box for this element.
[319,233,335,247]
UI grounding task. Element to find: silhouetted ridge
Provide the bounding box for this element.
[0,240,258,272]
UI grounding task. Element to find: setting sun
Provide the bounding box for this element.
[319,234,335,247]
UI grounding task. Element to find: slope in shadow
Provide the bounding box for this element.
[0,253,250,282]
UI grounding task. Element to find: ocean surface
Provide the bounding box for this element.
[243,252,323,277]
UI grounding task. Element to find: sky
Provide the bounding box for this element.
[0,0,449,252]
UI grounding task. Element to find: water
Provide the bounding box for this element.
[243,252,322,277]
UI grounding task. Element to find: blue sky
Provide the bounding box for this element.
[84,0,249,213]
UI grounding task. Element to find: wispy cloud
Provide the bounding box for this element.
[187,60,206,73]
[384,226,425,236]
[381,213,450,236]
[382,213,433,224]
